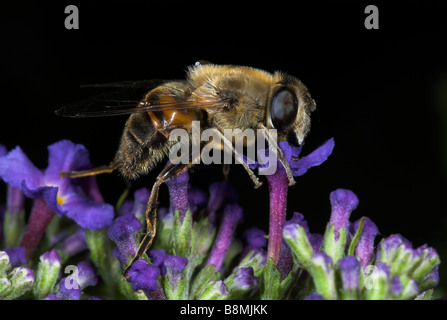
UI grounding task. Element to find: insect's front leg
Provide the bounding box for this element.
[60,157,121,178]
[123,161,192,279]
[257,123,296,186]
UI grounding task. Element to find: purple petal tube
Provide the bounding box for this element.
[20,199,55,259]
[206,203,243,271]
[265,166,288,265]
[166,171,189,223]
[6,186,25,215]
[58,228,87,259]
[329,189,359,240]
[351,217,379,267]
[206,181,238,223]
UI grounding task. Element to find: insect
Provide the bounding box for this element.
[55,62,316,277]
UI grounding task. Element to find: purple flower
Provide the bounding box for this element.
[43,294,62,300]
[232,267,258,290]
[206,203,243,271]
[278,213,310,277]
[310,233,323,253]
[164,255,188,290]
[148,249,168,277]
[305,293,325,300]
[40,249,61,266]
[329,189,359,240]
[0,140,114,229]
[57,228,87,260]
[240,227,267,260]
[188,186,208,214]
[52,260,97,300]
[206,181,238,218]
[126,259,160,292]
[119,188,150,220]
[56,278,82,300]
[377,234,415,271]
[350,217,379,267]
[4,247,26,267]
[337,256,360,295]
[108,214,142,266]
[390,276,403,296]
[77,261,98,289]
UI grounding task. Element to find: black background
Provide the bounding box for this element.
[1,1,447,293]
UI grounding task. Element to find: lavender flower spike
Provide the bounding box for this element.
[206,203,243,271]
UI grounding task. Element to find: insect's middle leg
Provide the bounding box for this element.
[211,127,263,189]
[123,161,192,278]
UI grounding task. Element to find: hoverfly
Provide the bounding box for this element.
[55,61,316,276]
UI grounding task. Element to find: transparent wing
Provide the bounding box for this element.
[55,81,225,118]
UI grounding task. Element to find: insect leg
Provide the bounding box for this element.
[222,164,230,181]
[123,161,192,278]
[257,123,296,186]
[211,127,262,189]
[60,157,120,178]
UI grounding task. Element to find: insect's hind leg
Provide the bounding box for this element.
[60,158,120,178]
[123,161,192,279]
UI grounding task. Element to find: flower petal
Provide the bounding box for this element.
[44,140,92,184]
[0,146,43,190]
[21,181,60,214]
[61,193,114,229]
[291,138,335,176]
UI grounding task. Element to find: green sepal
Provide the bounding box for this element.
[172,209,192,257]
[260,258,281,300]
[321,224,347,263]
[164,271,187,300]
[0,267,34,300]
[196,280,229,300]
[363,266,390,300]
[190,264,220,299]
[2,210,25,249]
[283,224,314,268]
[33,255,61,300]
[348,217,365,256]
[85,228,120,295]
[0,251,11,275]
[308,254,336,300]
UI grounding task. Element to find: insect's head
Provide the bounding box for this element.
[267,74,317,146]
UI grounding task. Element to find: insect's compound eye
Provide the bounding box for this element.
[269,87,298,130]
